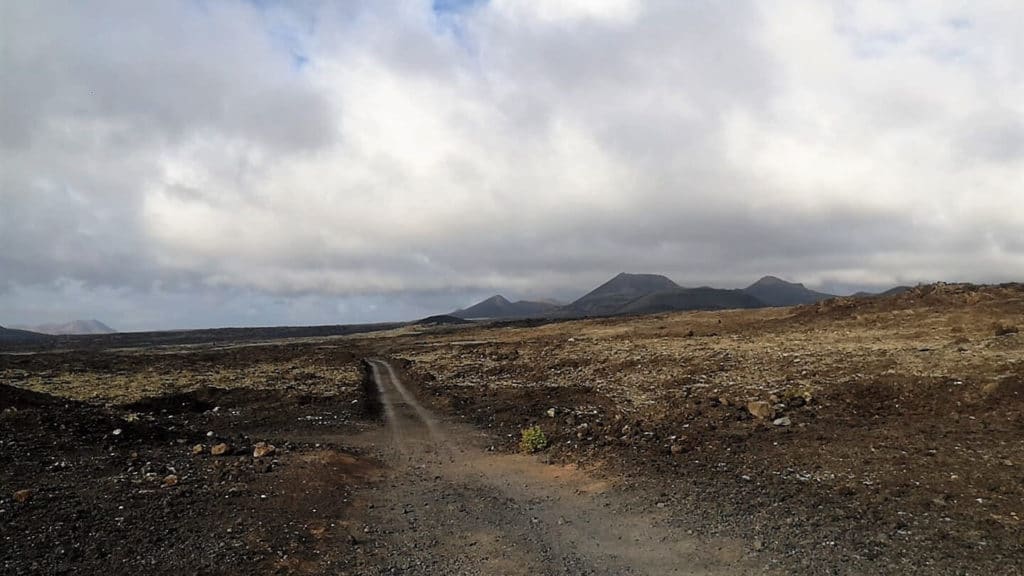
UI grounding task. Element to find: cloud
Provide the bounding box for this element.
[2,0,1023,328]
[489,0,641,24]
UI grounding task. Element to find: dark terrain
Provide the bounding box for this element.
[1,343,383,575]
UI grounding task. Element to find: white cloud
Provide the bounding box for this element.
[490,0,641,24]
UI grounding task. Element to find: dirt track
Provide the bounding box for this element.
[352,359,755,575]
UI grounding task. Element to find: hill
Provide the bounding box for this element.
[0,325,49,342]
[568,273,681,316]
[17,319,116,335]
[617,287,765,315]
[416,314,473,326]
[852,286,913,298]
[742,276,834,307]
[452,295,560,320]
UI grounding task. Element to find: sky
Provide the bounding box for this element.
[2,0,1023,331]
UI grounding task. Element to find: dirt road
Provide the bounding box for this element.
[351,359,756,576]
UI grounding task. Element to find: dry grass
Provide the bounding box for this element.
[393,285,1024,416]
[0,342,363,405]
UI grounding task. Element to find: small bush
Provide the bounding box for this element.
[994,323,1019,336]
[519,425,548,453]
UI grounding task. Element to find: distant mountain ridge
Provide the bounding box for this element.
[450,273,851,321]
[852,286,912,299]
[14,319,116,335]
[452,295,561,320]
[0,325,49,342]
[742,276,834,307]
[617,286,765,315]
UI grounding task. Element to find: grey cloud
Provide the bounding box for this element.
[1,1,334,151]
[959,112,1024,162]
[2,0,1023,330]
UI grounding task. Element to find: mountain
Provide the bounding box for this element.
[742,276,834,307]
[452,295,561,320]
[443,273,849,321]
[17,319,117,336]
[568,273,681,316]
[617,287,765,315]
[0,325,49,342]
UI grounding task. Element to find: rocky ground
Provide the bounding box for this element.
[2,283,1022,575]
[0,343,380,575]
[383,283,1024,575]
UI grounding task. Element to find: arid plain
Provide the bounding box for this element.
[3,283,1022,575]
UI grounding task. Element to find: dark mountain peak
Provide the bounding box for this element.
[613,271,675,282]
[591,272,679,294]
[743,276,833,307]
[748,275,805,289]
[570,273,681,315]
[452,295,559,320]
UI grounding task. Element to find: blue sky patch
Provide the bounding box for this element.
[433,0,487,15]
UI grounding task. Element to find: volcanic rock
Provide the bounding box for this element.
[253,442,276,459]
[747,401,775,420]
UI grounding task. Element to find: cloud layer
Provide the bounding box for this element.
[2,0,1023,329]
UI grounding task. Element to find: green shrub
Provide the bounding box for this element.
[519,425,548,453]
